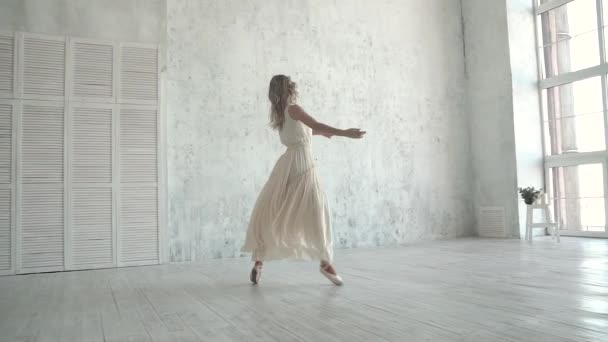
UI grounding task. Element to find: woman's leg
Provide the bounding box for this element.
[320,260,343,285]
[320,260,336,274]
[250,260,263,284]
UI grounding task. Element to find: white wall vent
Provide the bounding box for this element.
[479,206,506,238]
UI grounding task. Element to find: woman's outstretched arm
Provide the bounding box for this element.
[313,130,333,138]
[288,104,366,139]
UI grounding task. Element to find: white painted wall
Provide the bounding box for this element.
[165,0,475,261]
[0,0,165,43]
[462,0,519,238]
[462,0,543,238]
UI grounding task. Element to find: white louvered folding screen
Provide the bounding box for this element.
[71,105,113,183]
[20,101,65,272]
[0,100,14,274]
[0,189,10,273]
[119,105,158,265]
[71,188,113,268]
[21,33,65,101]
[0,101,12,186]
[70,104,114,269]
[120,187,158,264]
[116,43,159,266]
[0,31,16,99]
[119,44,158,104]
[0,32,160,275]
[20,188,64,270]
[20,102,64,183]
[70,39,115,103]
[120,106,158,183]
[15,33,68,273]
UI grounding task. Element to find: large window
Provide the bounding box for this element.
[537,0,608,237]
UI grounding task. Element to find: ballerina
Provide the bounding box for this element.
[241,75,366,285]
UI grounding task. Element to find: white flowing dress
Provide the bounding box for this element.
[241,105,333,262]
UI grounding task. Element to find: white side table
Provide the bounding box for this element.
[525,196,559,243]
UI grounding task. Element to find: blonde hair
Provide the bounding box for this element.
[268,75,297,130]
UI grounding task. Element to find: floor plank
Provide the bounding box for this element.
[1,237,607,341]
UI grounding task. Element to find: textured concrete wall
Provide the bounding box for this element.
[462,0,520,237]
[0,0,165,43]
[462,0,544,238]
[166,0,475,262]
[1,0,541,263]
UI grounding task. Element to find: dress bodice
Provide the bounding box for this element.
[279,105,312,147]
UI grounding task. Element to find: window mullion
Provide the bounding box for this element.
[598,0,606,64]
[536,0,575,15]
[599,0,608,234]
[599,0,608,149]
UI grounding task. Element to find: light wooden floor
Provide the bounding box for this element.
[1,237,607,342]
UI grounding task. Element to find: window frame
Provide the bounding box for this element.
[536,0,608,237]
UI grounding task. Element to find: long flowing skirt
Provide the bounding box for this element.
[241,143,333,262]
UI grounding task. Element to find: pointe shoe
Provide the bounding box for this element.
[250,262,262,284]
[320,262,343,286]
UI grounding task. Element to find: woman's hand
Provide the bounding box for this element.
[343,128,366,139]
